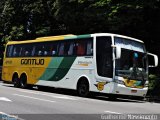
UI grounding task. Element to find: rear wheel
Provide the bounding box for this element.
[13,74,20,88]
[20,74,28,89]
[77,80,89,97]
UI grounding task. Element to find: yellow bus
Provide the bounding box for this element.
[2,33,158,97]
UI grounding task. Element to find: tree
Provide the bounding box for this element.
[0,0,160,53]
[0,0,62,42]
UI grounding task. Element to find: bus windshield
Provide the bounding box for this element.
[115,49,147,81]
[115,37,147,81]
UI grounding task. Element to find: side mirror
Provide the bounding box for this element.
[112,45,121,59]
[116,46,121,59]
[147,53,158,67]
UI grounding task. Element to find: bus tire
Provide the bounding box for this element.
[20,74,28,89]
[77,78,89,97]
[12,74,20,88]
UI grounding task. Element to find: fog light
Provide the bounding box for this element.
[144,81,148,87]
[116,91,119,93]
[131,90,137,93]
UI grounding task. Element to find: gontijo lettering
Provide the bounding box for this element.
[21,59,44,65]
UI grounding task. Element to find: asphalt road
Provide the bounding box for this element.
[0,81,160,120]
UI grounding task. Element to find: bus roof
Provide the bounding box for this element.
[7,33,144,45]
[91,33,144,43]
[7,34,75,45]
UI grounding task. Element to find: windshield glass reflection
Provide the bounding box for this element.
[115,49,147,81]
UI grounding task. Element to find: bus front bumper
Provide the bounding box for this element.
[113,84,148,97]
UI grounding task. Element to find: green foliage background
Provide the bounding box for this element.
[0,0,159,43]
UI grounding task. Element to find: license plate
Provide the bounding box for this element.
[131,90,137,93]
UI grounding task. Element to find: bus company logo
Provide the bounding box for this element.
[95,82,108,91]
[21,59,44,65]
[5,60,12,64]
[77,61,92,66]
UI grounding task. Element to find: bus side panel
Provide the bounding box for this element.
[36,57,96,90]
[2,58,19,82]
[2,57,52,84]
[36,57,76,87]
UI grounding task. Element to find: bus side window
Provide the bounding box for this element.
[44,51,48,56]
[64,42,70,55]
[7,45,13,57]
[21,46,28,57]
[13,47,17,57]
[13,46,21,57]
[13,47,18,57]
[25,51,29,56]
[34,44,43,56]
[68,42,74,55]
[51,50,56,55]
[58,42,64,56]
[43,42,52,56]
[24,44,33,57]
[44,44,49,56]
[76,41,86,56]
[19,47,23,57]
[38,51,42,56]
[31,46,36,56]
[86,40,93,55]
[42,45,45,56]
[50,42,58,56]
[50,46,55,56]
[19,47,25,57]
[6,46,10,57]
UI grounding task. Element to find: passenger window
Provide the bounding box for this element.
[86,40,93,55]
[50,42,58,56]
[31,46,36,56]
[58,42,64,56]
[68,42,74,55]
[76,41,86,56]
[6,45,13,57]
[23,44,34,57]
[34,44,43,56]
[11,45,21,57]
[6,39,93,57]
[42,42,52,56]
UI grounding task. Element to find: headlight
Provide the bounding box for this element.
[144,81,148,87]
[115,80,125,85]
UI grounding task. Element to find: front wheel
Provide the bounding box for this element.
[77,80,89,97]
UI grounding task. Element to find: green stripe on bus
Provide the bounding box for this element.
[76,34,91,39]
[64,36,77,40]
[39,57,64,80]
[39,57,76,81]
[64,34,91,40]
[48,57,76,81]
